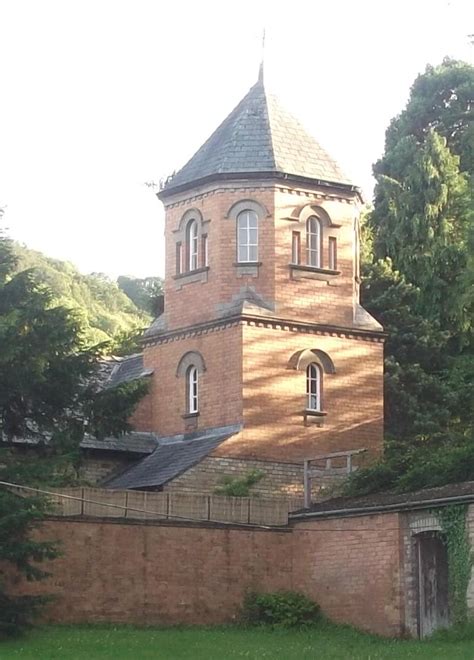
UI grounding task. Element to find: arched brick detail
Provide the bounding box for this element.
[287,348,336,374]
[225,199,270,220]
[176,351,207,377]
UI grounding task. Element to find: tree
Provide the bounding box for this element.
[383,58,474,174]
[117,275,163,316]
[370,130,471,336]
[347,61,474,496]
[0,229,148,635]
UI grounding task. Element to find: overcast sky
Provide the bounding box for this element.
[0,0,472,278]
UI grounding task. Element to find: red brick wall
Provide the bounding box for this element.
[213,323,384,462]
[15,512,408,636]
[162,185,275,332]
[291,513,405,637]
[21,519,291,626]
[142,323,243,436]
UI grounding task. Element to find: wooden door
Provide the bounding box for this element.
[417,532,449,638]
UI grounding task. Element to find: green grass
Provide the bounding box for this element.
[1,623,474,659]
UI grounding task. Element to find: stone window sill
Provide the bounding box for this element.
[173,267,209,289]
[304,409,328,417]
[289,264,341,281]
[234,262,261,278]
[182,412,200,419]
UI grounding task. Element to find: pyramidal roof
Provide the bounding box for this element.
[159,71,355,197]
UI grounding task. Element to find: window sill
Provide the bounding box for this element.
[289,264,341,282]
[182,412,200,419]
[304,409,328,417]
[173,267,209,289]
[234,262,261,278]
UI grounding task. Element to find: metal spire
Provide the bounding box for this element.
[258,28,266,83]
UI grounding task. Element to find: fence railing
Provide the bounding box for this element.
[27,487,303,527]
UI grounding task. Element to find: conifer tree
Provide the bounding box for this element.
[0,228,148,635]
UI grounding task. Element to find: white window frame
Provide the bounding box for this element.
[237,210,258,263]
[306,363,322,412]
[187,365,198,414]
[187,219,199,271]
[306,216,321,268]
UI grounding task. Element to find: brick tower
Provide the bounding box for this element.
[116,70,385,497]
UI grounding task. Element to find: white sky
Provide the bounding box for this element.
[0,0,473,278]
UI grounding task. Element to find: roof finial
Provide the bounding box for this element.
[258,28,266,83]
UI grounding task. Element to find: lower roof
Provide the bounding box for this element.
[290,481,474,520]
[105,424,241,490]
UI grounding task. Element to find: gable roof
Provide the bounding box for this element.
[105,424,241,490]
[159,76,354,197]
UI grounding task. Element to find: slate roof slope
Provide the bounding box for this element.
[105,424,241,490]
[160,75,353,196]
[290,480,474,520]
[105,353,153,389]
[2,432,159,455]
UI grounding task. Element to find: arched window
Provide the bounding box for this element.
[237,210,258,263]
[306,216,321,267]
[187,219,199,271]
[186,365,199,414]
[306,363,322,412]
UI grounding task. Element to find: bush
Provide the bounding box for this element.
[241,590,321,627]
[214,469,265,497]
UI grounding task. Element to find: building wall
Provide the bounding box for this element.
[142,322,243,437]
[15,511,409,636]
[79,453,136,485]
[273,187,359,327]
[163,455,306,499]
[161,184,276,332]
[215,323,384,463]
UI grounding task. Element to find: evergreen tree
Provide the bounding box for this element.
[0,229,148,635]
[348,60,474,495]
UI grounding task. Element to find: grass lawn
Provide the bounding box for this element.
[1,623,474,659]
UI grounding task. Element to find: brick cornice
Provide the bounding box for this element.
[142,313,386,347]
[159,179,359,210]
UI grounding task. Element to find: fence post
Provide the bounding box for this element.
[247,498,251,524]
[303,460,311,509]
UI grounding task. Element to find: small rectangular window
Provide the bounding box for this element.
[328,237,337,271]
[176,242,182,275]
[292,232,301,265]
[202,234,208,268]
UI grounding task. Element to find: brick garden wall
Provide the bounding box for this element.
[291,513,406,637]
[15,511,409,636]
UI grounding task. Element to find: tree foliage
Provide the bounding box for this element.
[0,229,148,634]
[117,275,163,316]
[11,242,151,345]
[347,59,474,496]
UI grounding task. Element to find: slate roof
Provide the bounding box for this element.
[105,354,153,389]
[290,480,474,520]
[105,424,241,490]
[1,432,159,455]
[80,433,159,454]
[160,74,354,197]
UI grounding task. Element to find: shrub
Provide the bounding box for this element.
[241,590,321,627]
[214,469,265,497]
